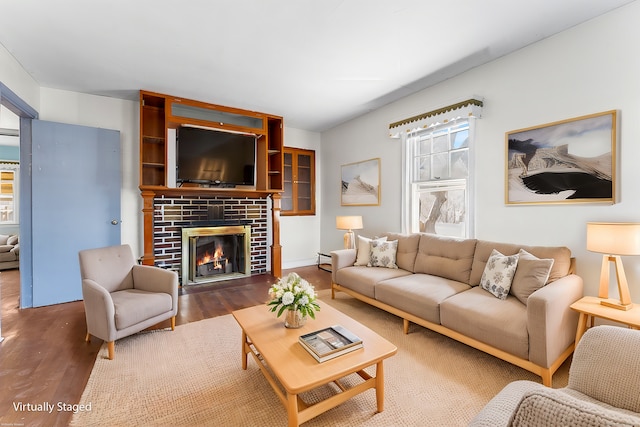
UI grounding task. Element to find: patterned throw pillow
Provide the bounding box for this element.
[354,235,387,266]
[480,249,519,300]
[368,240,398,269]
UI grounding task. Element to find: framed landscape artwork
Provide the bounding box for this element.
[341,158,380,206]
[505,110,617,205]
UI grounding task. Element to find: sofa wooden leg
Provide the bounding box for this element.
[403,319,410,334]
[541,369,552,387]
[85,332,91,342]
[171,316,176,331]
[107,341,115,360]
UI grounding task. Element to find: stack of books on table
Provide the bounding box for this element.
[299,325,363,363]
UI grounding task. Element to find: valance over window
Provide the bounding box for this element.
[389,97,483,138]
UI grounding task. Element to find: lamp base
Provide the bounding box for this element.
[343,230,355,249]
[600,299,634,311]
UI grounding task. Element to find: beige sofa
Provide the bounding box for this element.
[331,232,583,386]
[469,325,640,427]
[0,234,19,270]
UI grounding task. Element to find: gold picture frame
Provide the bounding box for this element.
[341,158,380,206]
[505,110,617,205]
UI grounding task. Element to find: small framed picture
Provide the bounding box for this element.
[505,110,617,205]
[341,158,380,206]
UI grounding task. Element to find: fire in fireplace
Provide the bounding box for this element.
[181,225,251,285]
[195,236,236,277]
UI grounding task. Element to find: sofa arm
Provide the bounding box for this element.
[469,380,545,427]
[132,265,179,313]
[331,249,356,283]
[82,279,117,341]
[527,274,583,368]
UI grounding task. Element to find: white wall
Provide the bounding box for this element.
[320,1,640,301]
[38,88,142,255]
[0,43,40,111]
[281,127,323,268]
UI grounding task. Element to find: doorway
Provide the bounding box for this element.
[0,82,122,311]
[0,82,36,339]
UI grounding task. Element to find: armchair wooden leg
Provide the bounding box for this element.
[107,341,115,360]
[170,316,176,331]
[85,333,91,342]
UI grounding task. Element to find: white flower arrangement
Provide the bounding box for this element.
[267,272,320,318]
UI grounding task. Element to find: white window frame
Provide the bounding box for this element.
[401,119,476,238]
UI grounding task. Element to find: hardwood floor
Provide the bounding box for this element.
[0,265,332,426]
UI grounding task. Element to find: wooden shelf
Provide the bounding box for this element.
[140,91,167,187]
[142,135,165,143]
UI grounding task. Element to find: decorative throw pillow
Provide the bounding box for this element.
[511,249,554,305]
[368,239,398,269]
[354,235,387,266]
[480,249,519,300]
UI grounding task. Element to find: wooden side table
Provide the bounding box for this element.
[570,296,640,344]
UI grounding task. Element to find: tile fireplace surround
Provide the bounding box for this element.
[152,195,269,284]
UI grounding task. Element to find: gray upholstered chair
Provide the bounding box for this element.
[469,325,640,427]
[79,244,179,360]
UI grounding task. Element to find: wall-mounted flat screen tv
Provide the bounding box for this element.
[176,125,256,187]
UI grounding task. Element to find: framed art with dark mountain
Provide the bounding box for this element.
[505,110,617,205]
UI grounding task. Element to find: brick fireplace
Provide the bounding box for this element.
[151,194,269,284]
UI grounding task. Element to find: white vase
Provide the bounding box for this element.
[284,309,306,328]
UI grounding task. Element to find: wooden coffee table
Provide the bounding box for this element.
[232,300,397,426]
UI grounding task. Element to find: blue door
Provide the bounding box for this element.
[30,120,121,306]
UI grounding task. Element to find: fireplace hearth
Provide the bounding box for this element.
[181,225,251,285]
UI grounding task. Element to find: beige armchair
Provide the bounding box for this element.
[469,325,640,427]
[79,244,179,360]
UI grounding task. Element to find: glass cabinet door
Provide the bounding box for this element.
[282,148,315,215]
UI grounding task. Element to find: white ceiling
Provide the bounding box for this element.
[0,0,635,132]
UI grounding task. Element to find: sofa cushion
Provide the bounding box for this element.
[511,249,554,304]
[480,249,519,300]
[354,235,387,266]
[0,235,8,245]
[111,289,173,330]
[335,265,411,298]
[0,251,17,262]
[470,240,571,287]
[7,234,18,246]
[440,286,529,360]
[0,244,12,253]
[368,239,398,268]
[381,232,420,272]
[413,233,477,284]
[376,274,471,324]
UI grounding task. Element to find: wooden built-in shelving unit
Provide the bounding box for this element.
[139,90,284,276]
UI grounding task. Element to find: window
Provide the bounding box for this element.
[407,121,472,237]
[390,98,482,238]
[0,165,18,223]
[282,147,315,215]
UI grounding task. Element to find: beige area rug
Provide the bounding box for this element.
[71,290,570,426]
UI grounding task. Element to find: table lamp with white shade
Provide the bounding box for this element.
[336,216,363,249]
[586,222,640,311]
